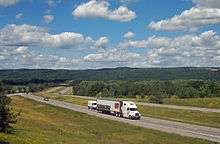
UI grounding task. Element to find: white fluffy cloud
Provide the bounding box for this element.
[149,0,220,31]
[0,24,95,49]
[15,13,24,19]
[120,36,170,48]
[94,37,109,48]
[193,0,220,8]
[123,31,135,39]
[72,0,136,22]
[0,0,20,7]
[83,48,140,63]
[149,7,220,31]
[43,15,54,24]
[142,30,220,66]
[42,32,93,49]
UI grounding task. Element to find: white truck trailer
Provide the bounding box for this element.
[88,99,141,120]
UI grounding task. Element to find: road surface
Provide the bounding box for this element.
[69,95,220,113]
[9,93,220,143]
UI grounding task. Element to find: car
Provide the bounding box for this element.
[43,97,49,101]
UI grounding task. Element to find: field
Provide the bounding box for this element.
[0,96,214,144]
[163,97,220,109]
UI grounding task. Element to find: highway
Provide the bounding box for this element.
[9,93,220,143]
[69,95,220,113]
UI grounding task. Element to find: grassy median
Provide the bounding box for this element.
[163,97,220,109]
[138,105,220,128]
[0,96,215,144]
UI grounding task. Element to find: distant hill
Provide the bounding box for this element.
[0,67,220,85]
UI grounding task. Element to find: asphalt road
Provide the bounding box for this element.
[9,93,220,143]
[70,95,220,113]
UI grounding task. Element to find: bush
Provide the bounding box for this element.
[0,83,19,133]
[147,95,162,104]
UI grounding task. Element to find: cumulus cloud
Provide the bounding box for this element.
[120,36,170,48]
[15,13,24,19]
[0,24,94,49]
[83,48,140,63]
[94,37,109,48]
[42,32,93,49]
[149,7,220,31]
[149,0,220,31]
[72,0,136,22]
[141,30,220,66]
[0,0,20,7]
[14,46,28,54]
[193,0,220,8]
[43,15,54,24]
[123,31,135,39]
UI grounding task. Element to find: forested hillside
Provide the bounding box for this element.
[0,67,220,85]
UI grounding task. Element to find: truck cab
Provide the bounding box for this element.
[121,101,141,120]
[88,100,97,110]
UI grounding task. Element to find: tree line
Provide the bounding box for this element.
[73,80,220,103]
[1,67,220,85]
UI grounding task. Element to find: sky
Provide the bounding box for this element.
[0,0,220,69]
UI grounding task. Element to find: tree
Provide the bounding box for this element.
[0,82,19,133]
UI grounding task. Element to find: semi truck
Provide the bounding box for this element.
[87,99,141,120]
[87,100,97,110]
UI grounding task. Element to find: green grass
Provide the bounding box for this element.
[163,97,220,109]
[138,105,220,128]
[0,97,214,144]
[56,96,89,106]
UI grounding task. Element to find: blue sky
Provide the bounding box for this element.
[0,0,220,69]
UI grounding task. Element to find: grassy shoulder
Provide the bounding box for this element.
[163,97,220,109]
[0,96,214,144]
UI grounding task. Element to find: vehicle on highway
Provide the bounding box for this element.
[87,100,97,110]
[43,97,49,101]
[88,99,141,120]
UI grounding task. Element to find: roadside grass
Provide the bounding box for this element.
[56,96,89,106]
[40,86,64,93]
[0,97,214,144]
[163,97,220,109]
[138,105,220,128]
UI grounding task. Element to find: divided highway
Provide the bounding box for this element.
[9,93,220,143]
[70,95,220,113]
